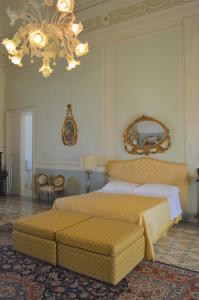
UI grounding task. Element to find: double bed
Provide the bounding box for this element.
[53,157,188,260]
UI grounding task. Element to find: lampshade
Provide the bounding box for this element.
[80,155,98,171]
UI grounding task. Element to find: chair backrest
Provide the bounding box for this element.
[53,175,65,187]
[36,174,48,186]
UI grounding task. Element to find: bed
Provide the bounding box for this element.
[53,157,188,260]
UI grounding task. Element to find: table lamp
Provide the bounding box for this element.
[80,154,98,193]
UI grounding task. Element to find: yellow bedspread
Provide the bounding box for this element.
[53,192,173,260]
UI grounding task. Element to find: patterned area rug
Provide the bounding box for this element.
[0,224,199,300]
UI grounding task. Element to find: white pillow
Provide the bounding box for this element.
[135,183,180,196]
[102,181,139,193]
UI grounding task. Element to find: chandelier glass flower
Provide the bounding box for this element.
[2,0,89,78]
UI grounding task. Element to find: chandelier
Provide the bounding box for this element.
[2,0,89,78]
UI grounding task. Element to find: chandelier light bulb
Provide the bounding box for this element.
[71,22,83,35]
[29,30,47,48]
[39,59,53,78]
[33,34,43,44]
[57,0,74,13]
[75,43,89,57]
[2,39,16,54]
[10,53,23,66]
[67,58,80,71]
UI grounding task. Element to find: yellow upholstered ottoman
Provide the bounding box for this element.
[57,217,145,285]
[13,210,90,265]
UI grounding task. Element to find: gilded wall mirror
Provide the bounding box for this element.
[62,104,78,146]
[123,115,171,155]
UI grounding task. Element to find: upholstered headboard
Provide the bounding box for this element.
[107,157,189,211]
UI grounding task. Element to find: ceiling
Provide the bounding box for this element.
[76,0,111,11]
[0,0,195,39]
[0,0,196,63]
[0,0,112,37]
[0,0,141,38]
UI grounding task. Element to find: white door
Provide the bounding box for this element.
[6,112,21,195]
[6,108,35,196]
[20,112,33,197]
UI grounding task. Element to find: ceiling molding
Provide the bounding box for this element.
[1,0,197,38]
[76,0,110,12]
[83,0,197,33]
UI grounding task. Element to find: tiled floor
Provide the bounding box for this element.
[154,222,199,272]
[0,195,199,272]
[0,195,51,225]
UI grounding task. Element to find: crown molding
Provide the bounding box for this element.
[2,0,199,71]
[83,0,197,33]
[1,0,197,38]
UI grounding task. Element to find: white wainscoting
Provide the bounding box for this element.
[35,160,106,172]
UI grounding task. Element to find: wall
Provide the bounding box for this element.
[5,46,108,195]
[115,28,183,162]
[3,1,199,214]
[5,47,104,164]
[0,64,4,154]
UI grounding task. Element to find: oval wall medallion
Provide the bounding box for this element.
[62,104,78,146]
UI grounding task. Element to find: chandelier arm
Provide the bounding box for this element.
[40,5,44,21]
[50,10,60,26]
[46,5,49,22]
[12,8,39,24]
[20,36,30,52]
[59,35,71,58]
[23,14,38,24]
[57,15,72,27]
[30,47,34,60]
[55,14,65,27]
[56,12,72,27]
[23,7,41,25]
[28,6,42,24]
[49,10,57,24]
[63,36,74,56]
[59,13,75,30]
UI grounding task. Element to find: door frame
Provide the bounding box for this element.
[5,106,36,196]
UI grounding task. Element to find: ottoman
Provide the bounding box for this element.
[13,210,90,264]
[57,217,145,285]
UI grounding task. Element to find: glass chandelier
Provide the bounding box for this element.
[2,0,89,78]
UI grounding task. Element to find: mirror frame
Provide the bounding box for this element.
[62,104,78,146]
[123,115,171,155]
